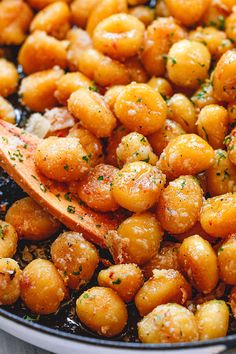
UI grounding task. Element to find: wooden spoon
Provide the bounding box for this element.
[0,120,126,248]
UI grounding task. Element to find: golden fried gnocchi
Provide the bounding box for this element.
[0,96,16,124]
[0,59,18,98]
[98,264,144,302]
[71,0,100,28]
[195,300,229,340]
[0,258,21,305]
[77,48,130,86]
[135,269,191,316]
[27,0,69,10]
[18,31,67,74]
[35,137,91,182]
[138,303,199,343]
[148,119,185,156]
[30,1,70,39]
[206,149,236,196]
[213,50,236,102]
[55,72,93,105]
[116,212,163,265]
[93,14,145,59]
[105,125,130,166]
[167,40,211,89]
[70,164,119,212]
[200,192,236,237]
[19,68,64,112]
[116,132,158,166]
[128,5,155,27]
[218,234,236,285]
[197,105,228,149]
[112,162,166,213]
[68,88,117,138]
[0,221,18,258]
[114,83,167,136]
[148,77,173,99]
[76,287,128,337]
[158,134,214,180]
[5,197,61,241]
[167,94,197,133]
[51,231,99,289]
[0,0,33,45]
[20,259,66,314]
[157,176,203,234]
[191,80,217,111]
[141,17,186,77]
[178,235,219,293]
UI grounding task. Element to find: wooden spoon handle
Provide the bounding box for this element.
[0,120,125,248]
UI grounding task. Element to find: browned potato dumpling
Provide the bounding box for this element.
[93,14,145,59]
[114,83,167,136]
[228,102,236,128]
[167,40,211,89]
[5,197,61,241]
[105,125,129,166]
[138,303,199,343]
[116,132,158,167]
[0,258,21,305]
[157,176,203,235]
[51,231,99,289]
[18,31,67,74]
[225,127,236,165]
[206,149,236,196]
[218,234,236,285]
[200,192,236,237]
[116,212,163,265]
[66,28,92,72]
[71,0,100,28]
[158,134,214,180]
[55,72,93,105]
[0,0,33,45]
[30,2,70,39]
[213,50,236,102]
[142,242,180,279]
[195,300,229,340]
[135,269,191,316]
[148,119,185,156]
[189,26,233,59]
[178,235,219,293]
[20,259,66,314]
[68,123,104,167]
[165,0,210,26]
[155,0,170,17]
[77,48,130,86]
[0,96,16,124]
[86,0,128,35]
[35,137,91,182]
[112,162,166,213]
[68,88,117,138]
[70,164,119,212]
[0,221,18,258]
[19,68,64,112]
[197,105,228,149]
[128,5,155,27]
[98,264,144,302]
[104,86,125,112]
[167,94,197,133]
[0,59,18,97]
[226,9,236,44]
[148,77,173,99]
[141,17,186,77]
[76,287,128,337]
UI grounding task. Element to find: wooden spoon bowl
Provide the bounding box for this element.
[0,120,126,248]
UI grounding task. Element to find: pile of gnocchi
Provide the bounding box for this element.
[2,0,236,345]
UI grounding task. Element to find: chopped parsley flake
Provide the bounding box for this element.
[112,278,122,285]
[67,205,75,214]
[97,175,104,181]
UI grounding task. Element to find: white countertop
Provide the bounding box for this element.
[0,330,52,354]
